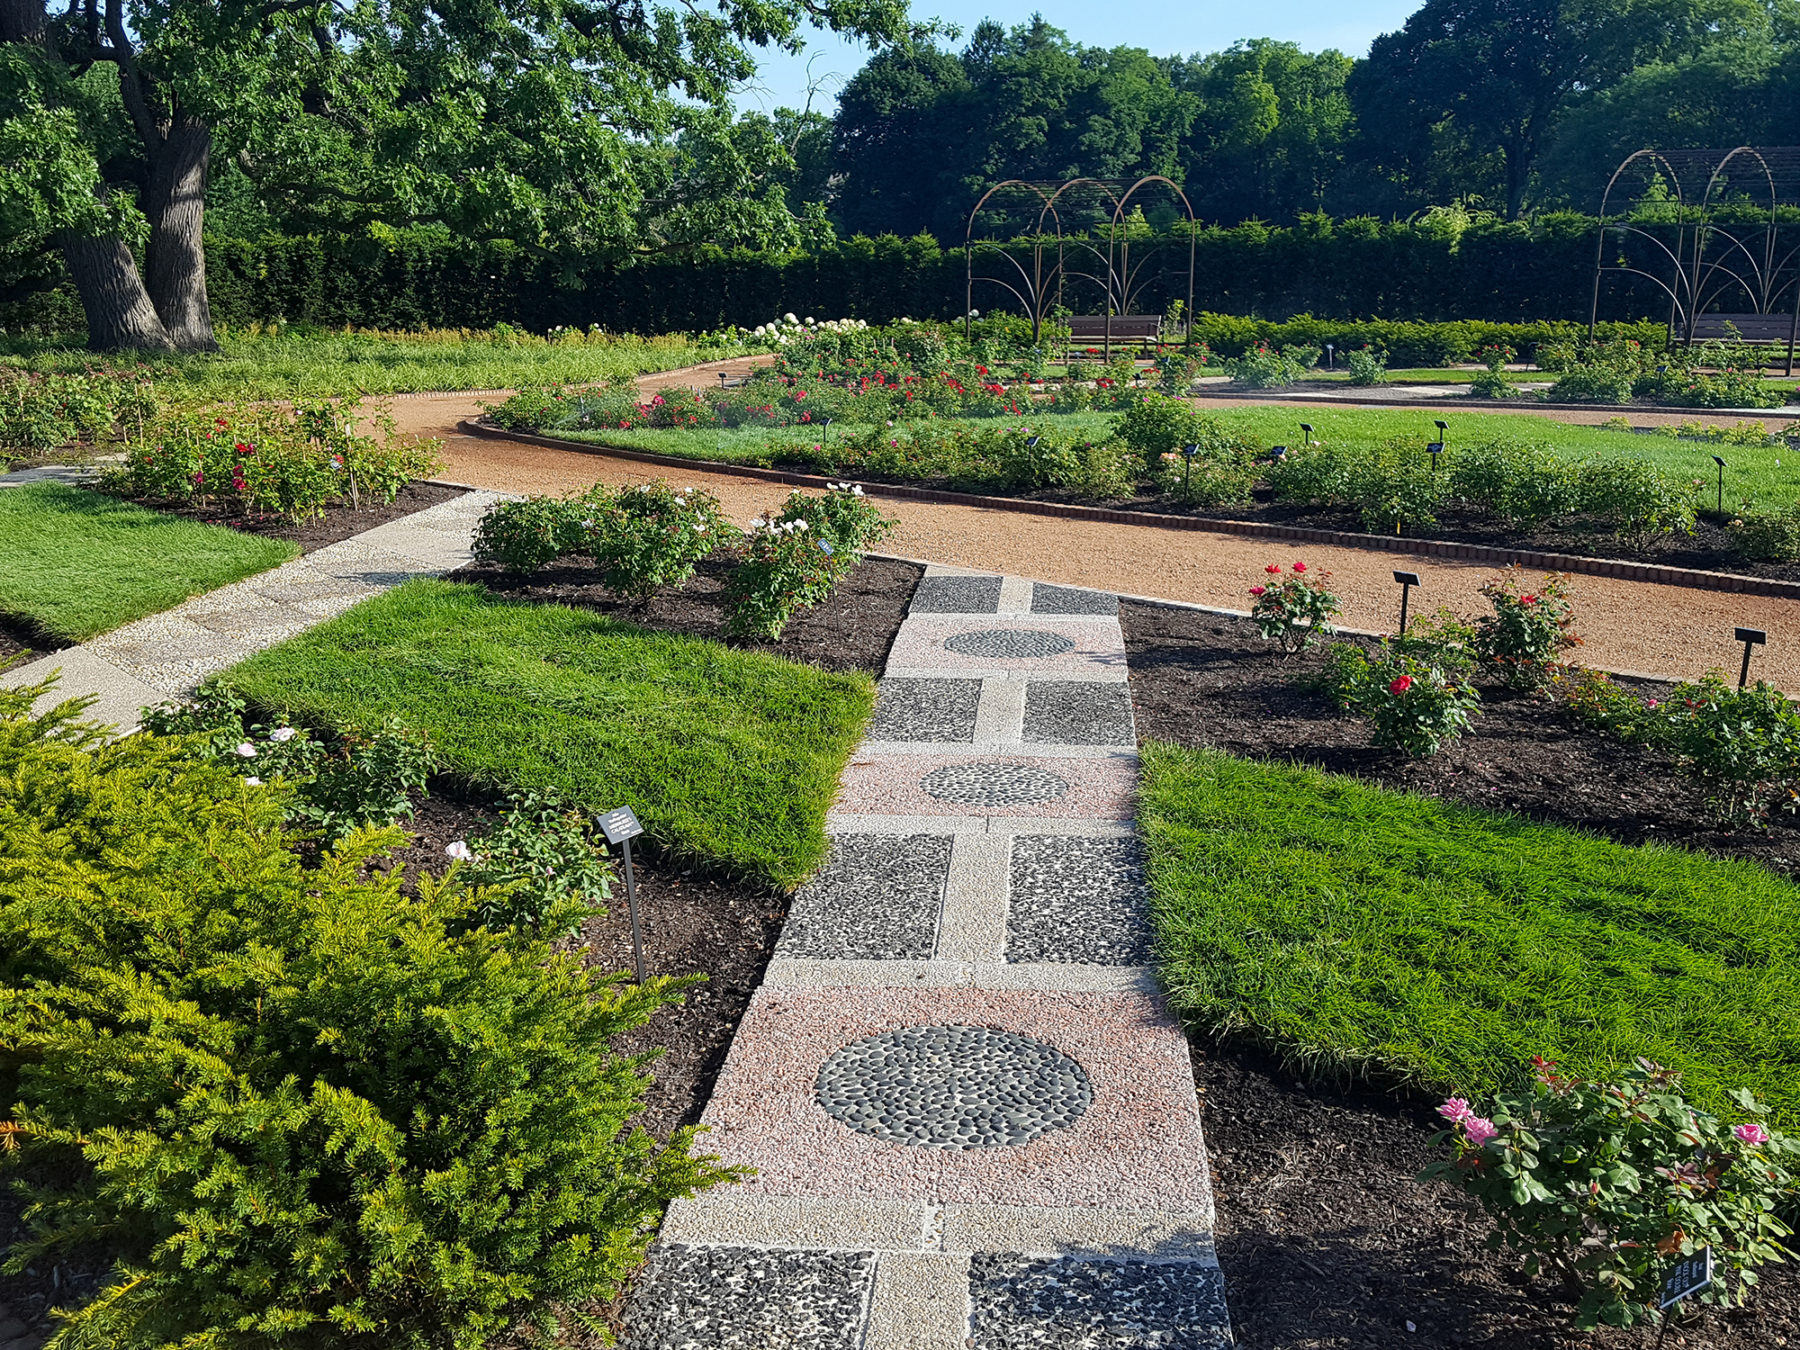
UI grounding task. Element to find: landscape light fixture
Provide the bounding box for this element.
[1713,455,1727,514]
[596,806,648,982]
[1025,435,1041,450]
[1180,442,1199,493]
[1393,570,1422,634]
[1735,627,1767,690]
[1270,444,1288,462]
[1426,420,1448,472]
[1324,343,1335,370]
[1300,422,1315,446]
[718,371,729,389]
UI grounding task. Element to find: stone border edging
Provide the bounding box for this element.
[1187,385,1800,419]
[456,418,1800,602]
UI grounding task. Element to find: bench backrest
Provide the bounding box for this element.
[1686,313,1799,343]
[1066,315,1162,340]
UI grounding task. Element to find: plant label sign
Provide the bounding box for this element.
[1659,1247,1713,1310]
[597,806,644,846]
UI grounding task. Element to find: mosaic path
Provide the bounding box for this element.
[627,568,1232,1349]
[0,491,498,732]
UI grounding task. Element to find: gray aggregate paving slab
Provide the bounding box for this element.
[920,762,1069,806]
[1007,836,1152,966]
[967,1253,1232,1349]
[1023,681,1136,746]
[945,629,1077,659]
[866,1252,972,1350]
[777,834,951,960]
[870,678,981,743]
[911,574,1003,613]
[622,1244,874,1350]
[1031,583,1119,616]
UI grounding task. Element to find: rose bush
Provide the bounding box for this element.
[1249,562,1340,654]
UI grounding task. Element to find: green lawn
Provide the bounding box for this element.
[2,328,746,400]
[0,484,297,642]
[1139,743,1800,1124]
[222,579,874,887]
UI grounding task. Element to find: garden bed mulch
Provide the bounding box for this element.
[123,479,468,555]
[449,552,925,675]
[1121,599,1800,874]
[1201,1046,1800,1349]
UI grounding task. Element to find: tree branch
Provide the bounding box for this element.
[103,0,162,151]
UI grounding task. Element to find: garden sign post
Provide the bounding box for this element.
[1654,1247,1712,1347]
[1393,571,1421,635]
[598,806,647,983]
[1736,627,1767,690]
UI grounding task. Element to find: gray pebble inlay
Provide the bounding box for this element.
[777,834,951,960]
[1023,681,1136,746]
[869,677,981,742]
[1007,836,1152,966]
[815,1024,1092,1149]
[944,628,1076,659]
[911,574,1004,614]
[1031,583,1120,616]
[920,762,1069,806]
[968,1253,1232,1349]
[623,1244,873,1350]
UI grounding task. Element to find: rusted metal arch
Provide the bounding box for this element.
[965,174,1198,358]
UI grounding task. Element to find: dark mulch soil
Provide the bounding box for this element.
[391,794,787,1142]
[0,616,60,666]
[452,553,925,676]
[124,479,467,555]
[1202,1047,1800,1349]
[1121,598,1800,874]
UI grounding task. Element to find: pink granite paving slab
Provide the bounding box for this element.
[835,751,1137,819]
[700,986,1209,1210]
[886,616,1128,676]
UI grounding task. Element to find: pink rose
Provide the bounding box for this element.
[1463,1117,1500,1147]
[1438,1097,1474,1124]
[1735,1123,1771,1146]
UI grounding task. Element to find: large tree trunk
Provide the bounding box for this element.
[143,117,218,351]
[62,232,175,352]
[0,0,45,42]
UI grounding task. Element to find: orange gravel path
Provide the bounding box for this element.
[384,363,1800,690]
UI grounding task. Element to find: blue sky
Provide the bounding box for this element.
[733,0,1421,115]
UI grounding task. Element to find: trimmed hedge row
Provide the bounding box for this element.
[3,213,1702,338]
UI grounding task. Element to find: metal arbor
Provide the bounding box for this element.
[1589,146,1800,369]
[963,176,1198,357]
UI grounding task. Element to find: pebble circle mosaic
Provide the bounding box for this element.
[943,628,1077,659]
[919,762,1069,805]
[814,1023,1092,1149]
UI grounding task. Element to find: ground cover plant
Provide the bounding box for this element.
[0,677,728,1350]
[0,482,297,642]
[0,366,157,466]
[1139,743,1800,1128]
[3,326,744,401]
[221,578,876,887]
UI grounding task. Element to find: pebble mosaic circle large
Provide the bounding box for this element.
[815,1023,1093,1149]
[943,628,1076,659]
[919,762,1069,806]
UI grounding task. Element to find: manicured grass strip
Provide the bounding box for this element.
[1139,743,1800,1124]
[0,483,297,642]
[223,579,874,888]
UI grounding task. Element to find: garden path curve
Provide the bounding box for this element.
[624,568,1233,1349]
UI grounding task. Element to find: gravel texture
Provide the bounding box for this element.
[1007,836,1152,966]
[777,834,950,960]
[836,753,1138,820]
[946,628,1078,659]
[967,1253,1232,1349]
[814,1023,1093,1149]
[911,574,1004,613]
[869,677,982,742]
[920,762,1071,806]
[1032,583,1120,616]
[429,419,1800,690]
[621,1244,874,1350]
[1023,680,1136,746]
[700,986,1209,1209]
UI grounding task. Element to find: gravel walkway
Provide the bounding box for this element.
[381,365,1800,690]
[627,569,1232,1348]
[0,491,499,732]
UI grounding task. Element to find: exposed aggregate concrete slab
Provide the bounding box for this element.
[870,678,982,742]
[910,574,1004,613]
[887,616,1128,678]
[1023,680,1136,746]
[967,1253,1232,1349]
[1007,836,1152,966]
[621,1245,874,1350]
[837,753,1138,820]
[778,834,951,960]
[1032,583,1120,615]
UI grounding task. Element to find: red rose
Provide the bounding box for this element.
[1292,561,1307,573]
[1265,564,1281,574]
[1249,585,1267,597]
[1389,675,1414,694]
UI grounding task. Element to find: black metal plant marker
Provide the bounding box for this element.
[1426,419,1448,473]
[1181,442,1199,493]
[1394,571,1422,634]
[1736,626,1767,689]
[1654,1247,1713,1349]
[1713,455,1727,514]
[597,806,648,982]
[1300,422,1315,446]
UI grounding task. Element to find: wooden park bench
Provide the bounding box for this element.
[1066,315,1162,357]
[1683,312,1799,373]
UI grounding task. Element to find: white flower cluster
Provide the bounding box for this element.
[746,514,810,535]
[747,314,871,344]
[827,481,866,496]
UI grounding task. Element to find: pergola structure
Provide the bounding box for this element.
[1590,146,1800,369]
[963,176,1198,355]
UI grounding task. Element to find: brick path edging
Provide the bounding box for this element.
[456,418,1800,603]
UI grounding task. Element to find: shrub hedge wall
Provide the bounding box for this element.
[1,213,1704,337]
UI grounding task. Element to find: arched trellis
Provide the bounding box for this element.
[964,176,1198,357]
[1589,146,1800,372]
